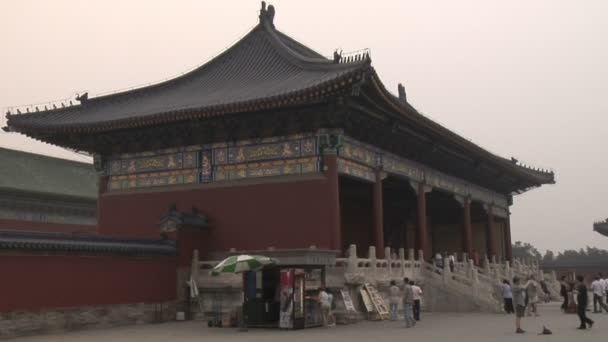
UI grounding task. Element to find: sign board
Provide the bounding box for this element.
[341,289,356,312]
[359,288,374,313]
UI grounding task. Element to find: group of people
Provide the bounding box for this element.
[589,274,608,313]
[561,274,608,316]
[501,274,548,318]
[389,278,423,328]
[510,274,600,333]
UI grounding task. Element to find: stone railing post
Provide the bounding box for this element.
[346,244,358,273]
[484,256,491,275]
[471,267,479,295]
[505,261,511,281]
[443,257,451,283]
[399,248,406,277]
[467,259,474,279]
[417,249,424,261]
[369,246,377,280]
[385,246,392,278]
[408,248,415,261]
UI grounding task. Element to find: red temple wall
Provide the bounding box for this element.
[0,254,176,313]
[0,219,96,234]
[97,176,333,259]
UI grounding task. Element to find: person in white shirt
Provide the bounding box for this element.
[389,280,400,321]
[318,287,332,327]
[412,282,423,321]
[590,276,608,313]
[502,279,514,314]
[600,274,608,306]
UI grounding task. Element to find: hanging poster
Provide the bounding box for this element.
[293,270,305,320]
[279,269,294,329]
[341,289,356,312]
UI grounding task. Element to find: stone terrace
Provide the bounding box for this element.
[12,303,607,342]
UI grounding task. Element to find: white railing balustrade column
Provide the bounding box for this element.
[369,246,377,278]
[346,244,358,273]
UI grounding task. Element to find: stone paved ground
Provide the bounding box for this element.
[13,303,608,342]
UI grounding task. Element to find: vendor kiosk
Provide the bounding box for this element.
[239,249,336,329]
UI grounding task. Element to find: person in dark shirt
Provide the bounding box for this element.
[559,276,569,312]
[575,275,594,330]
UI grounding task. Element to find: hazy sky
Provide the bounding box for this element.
[1,0,607,252]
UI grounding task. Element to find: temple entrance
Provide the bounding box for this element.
[382,176,417,253]
[471,201,488,261]
[339,176,373,253]
[426,190,464,258]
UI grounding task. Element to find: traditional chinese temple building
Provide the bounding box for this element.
[593,218,608,237]
[1,2,555,335]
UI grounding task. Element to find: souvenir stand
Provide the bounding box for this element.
[235,249,336,329]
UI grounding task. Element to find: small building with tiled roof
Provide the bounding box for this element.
[0,147,97,233]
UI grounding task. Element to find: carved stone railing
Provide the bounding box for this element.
[187,246,561,319]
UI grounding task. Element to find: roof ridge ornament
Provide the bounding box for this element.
[398,83,407,103]
[333,49,342,64]
[76,92,89,106]
[259,1,276,28]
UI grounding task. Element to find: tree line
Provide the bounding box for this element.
[512,241,608,264]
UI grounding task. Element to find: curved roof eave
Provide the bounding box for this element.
[363,68,555,188]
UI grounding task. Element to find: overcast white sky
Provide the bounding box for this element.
[1,0,607,252]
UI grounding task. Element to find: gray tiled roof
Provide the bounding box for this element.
[0,147,97,200]
[6,19,367,132]
[0,230,177,255]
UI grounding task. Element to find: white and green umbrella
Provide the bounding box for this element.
[210,254,275,276]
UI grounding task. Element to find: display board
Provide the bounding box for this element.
[341,289,356,312]
[359,288,374,313]
[364,283,390,320]
[279,269,294,329]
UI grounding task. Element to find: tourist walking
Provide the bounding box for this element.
[512,277,527,333]
[448,254,455,273]
[574,275,594,329]
[412,281,423,321]
[502,279,514,314]
[435,253,443,269]
[539,280,550,303]
[591,275,608,313]
[560,276,569,312]
[389,280,400,321]
[318,287,332,327]
[603,274,608,306]
[526,275,540,317]
[403,277,416,328]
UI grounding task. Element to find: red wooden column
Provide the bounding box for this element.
[417,183,429,260]
[504,215,513,261]
[373,169,384,258]
[324,153,342,253]
[463,198,473,257]
[486,205,497,259]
